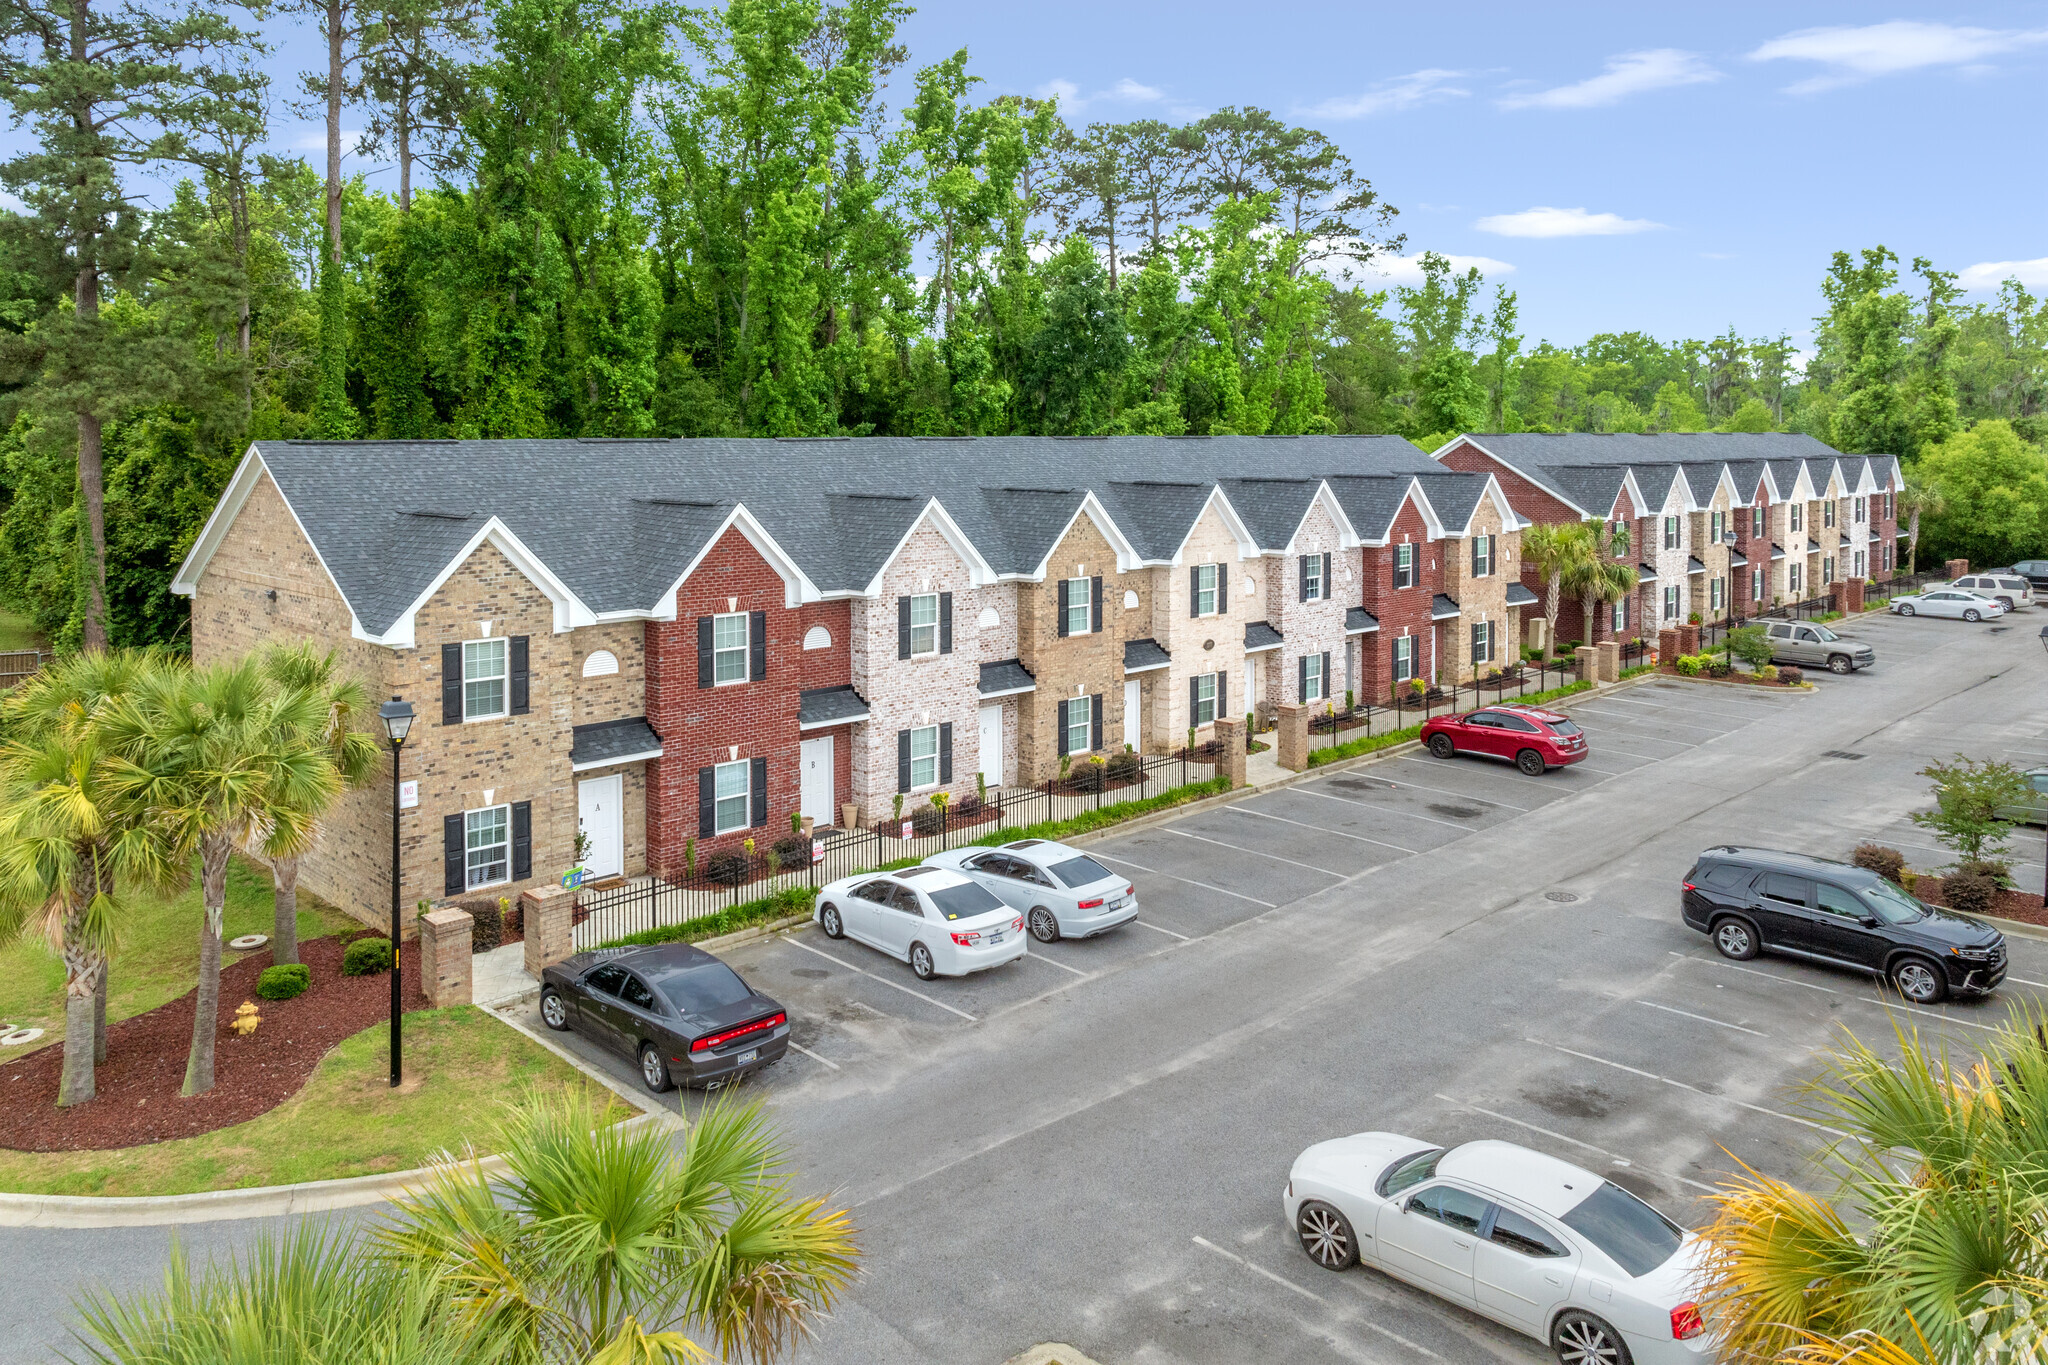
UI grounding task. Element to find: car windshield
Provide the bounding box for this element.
[1808,623,1839,642]
[656,962,753,1015]
[1048,855,1116,889]
[1860,878,1927,925]
[1379,1147,1443,1198]
[927,881,1007,921]
[1548,719,1582,737]
[1560,1181,1684,1277]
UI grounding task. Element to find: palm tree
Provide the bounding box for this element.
[1696,1007,2048,1364]
[1565,523,1639,645]
[1520,521,1596,658]
[377,1092,860,1363]
[100,658,342,1097]
[1898,476,1946,578]
[255,643,382,966]
[0,651,177,1106]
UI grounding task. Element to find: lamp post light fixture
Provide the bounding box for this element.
[378,697,416,1087]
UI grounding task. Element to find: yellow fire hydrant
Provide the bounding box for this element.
[230,1000,261,1037]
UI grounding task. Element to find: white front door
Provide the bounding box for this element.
[577,774,623,879]
[1245,659,1257,713]
[1122,679,1140,750]
[978,704,1003,788]
[800,735,834,824]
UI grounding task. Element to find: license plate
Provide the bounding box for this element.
[1105,898,1125,910]
[736,1049,758,1066]
[985,932,1003,945]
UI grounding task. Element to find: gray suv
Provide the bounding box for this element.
[1761,619,1873,674]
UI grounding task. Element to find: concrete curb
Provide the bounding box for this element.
[1985,914,2048,943]
[1647,673,1816,693]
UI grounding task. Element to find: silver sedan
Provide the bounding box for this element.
[1889,587,2008,621]
[923,838,1140,942]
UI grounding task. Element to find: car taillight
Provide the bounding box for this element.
[691,1012,786,1053]
[951,930,981,946]
[1126,886,1135,896]
[1076,898,1104,910]
[1670,1302,1703,1340]
[1682,882,1697,892]
[1011,916,1024,933]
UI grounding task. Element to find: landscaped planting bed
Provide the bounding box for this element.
[1908,876,2048,929]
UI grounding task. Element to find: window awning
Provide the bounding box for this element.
[570,716,663,771]
[1638,563,1658,581]
[1770,543,1786,561]
[1431,593,1460,620]
[1244,620,1284,653]
[977,659,1036,698]
[1123,638,1171,673]
[1729,549,1749,567]
[1345,607,1379,635]
[799,684,870,729]
[1504,583,1538,608]
[1687,556,1706,574]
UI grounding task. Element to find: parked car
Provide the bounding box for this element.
[1681,846,2007,1003]
[1421,703,1587,776]
[1953,572,2035,610]
[1888,587,2008,621]
[923,838,1139,942]
[1286,1133,1710,1365]
[2004,561,2048,592]
[814,865,1027,979]
[1992,766,2048,826]
[539,942,789,1093]
[1760,619,1874,674]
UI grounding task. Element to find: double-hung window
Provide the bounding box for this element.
[1392,635,1415,683]
[1663,516,1680,550]
[1064,577,1091,635]
[908,593,940,656]
[1610,523,1628,557]
[1709,512,1724,544]
[1469,622,1492,667]
[712,759,750,833]
[712,612,749,684]
[1824,501,1836,528]
[1473,535,1494,577]
[1064,700,1092,756]
[1303,653,1325,701]
[1663,585,1679,620]
[1752,505,1765,537]
[1303,556,1324,600]
[1854,550,1866,578]
[1854,497,1865,523]
[1191,673,1217,726]
[465,805,510,888]
[1788,562,1802,593]
[1193,564,1218,616]
[908,725,939,789]
[1752,568,1763,601]
[463,639,508,720]
[1710,577,1724,612]
[1790,504,1803,532]
[1823,556,1835,585]
[1393,544,1415,588]
[1611,599,1628,632]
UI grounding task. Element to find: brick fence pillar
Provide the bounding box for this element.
[418,908,473,1008]
[1832,580,1865,615]
[1274,703,1311,773]
[1945,557,1969,580]
[1573,645,1597,682]
[1212,715,1249,787]
[1677,624,1701,656]
[1595,640,1619,683]
[1657,627,1680,664]
[521,884,575,975]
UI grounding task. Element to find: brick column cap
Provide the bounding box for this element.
[422,908,473,933]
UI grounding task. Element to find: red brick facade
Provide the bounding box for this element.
[1357,492,1443,700]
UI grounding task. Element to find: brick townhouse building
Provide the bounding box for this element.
[174,434,1525,926]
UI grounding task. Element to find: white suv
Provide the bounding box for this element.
[1954,573,2034,610]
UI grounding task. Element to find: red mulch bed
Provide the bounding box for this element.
[0,935,423,1152]
[1657,664,1804,687]
[1914,881,2048,929]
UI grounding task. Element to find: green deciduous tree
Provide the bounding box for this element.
[1911,754,2029,865]
[1913,420,2048,571]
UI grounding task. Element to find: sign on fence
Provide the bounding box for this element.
[811,839,824,864]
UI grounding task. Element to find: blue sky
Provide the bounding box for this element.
[247,4,2048,351]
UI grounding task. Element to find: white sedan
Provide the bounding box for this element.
[813,866,1027,980]
[1889,587,2008,621]
[1285,1133,1712,1365]
[922,838,1140,942]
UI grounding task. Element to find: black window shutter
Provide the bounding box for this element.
[1090,576,1102,633]
[443,813,464,895]
[1299,554,1310,602]
[1188,677,1198,723]
[697,616,713,688]
[1056,579,1070,638]
[1217,563,1227,611]
[1090,693,1103,750]
[1322,651,1331,692]
[1472,537,1482,576]
[897,595,911,659]
[698,766,715,837]
[939,722,953,783]
[1056,699,1070,756]
[1217,670,1228,717]
[1189,566,1199,617]
[1322,553,1332,598]
[939,592,953,654]
[750,756,768,827]
[511,801,532,880]
[749,610,766,681]
[1486,538,1495,574]
[897,730,912,792]
[509,636,530,714]
[1298,653,1308,701]
[441,643,463,724]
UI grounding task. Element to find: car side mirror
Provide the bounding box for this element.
[1860,915,1880,928]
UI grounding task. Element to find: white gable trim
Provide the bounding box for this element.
[1433,435,1593,519]
[860,497,999,596]
[648,502,815,616]
[1167,485,1261,565]
[1281,481,1364,554]
[1355,477,1447,546]
[1615,470,1651,521]
[1022,490,1145,579]
[358,517,593,649]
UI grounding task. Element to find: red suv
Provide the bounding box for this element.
[1420,703,1588,775]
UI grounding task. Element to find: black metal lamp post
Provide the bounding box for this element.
[378,697,416,1087]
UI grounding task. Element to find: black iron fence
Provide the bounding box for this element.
[571,749,1220,946]
[1294,645,1638,755]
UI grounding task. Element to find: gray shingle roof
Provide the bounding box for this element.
[1218,478,1320,550]
[1244,620,1283,652]
[1468,432,1848,468]
[1638,562,1658,580]
[799,685,870,727]
[1326,475,1418,542]
[1345,607,1379,633]
[1542,465,1630,519]
[1505,583,1538,607]
[977,659,1036,696]
[1730,549,1749,567]
[569,716,663,769]
[1687,556,1707,574]
[1414,473,1488,533]
[1771,543,1786,560]
[1432,593,1460,619]
[1123,638,1171,672]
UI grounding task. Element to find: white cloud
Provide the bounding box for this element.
[1034,76,1165,114]
[1474,205,1663,238]
[1303,68,1469,119]
[1497,49,1718,110]
[1343,251,1516,287]
[1958,256,2048,291]
[1749,21,2048,93]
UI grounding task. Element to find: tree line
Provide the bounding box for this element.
[0,0,2044,654]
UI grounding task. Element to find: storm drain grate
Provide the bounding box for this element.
[1544,891,1581,903]
[1821,750,1866,760]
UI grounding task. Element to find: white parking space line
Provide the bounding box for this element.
[1395,755,1576,794]
[1134,918,1192,941]
[1386,760,1551,804]
[1167,827,1350,877]
[1026,950,1090,978]
[1668,951,1839,993]
[786,938,979,1021]
[1091,851,1279,907]
[1226,803,1421,854]
[789,1041,841,1070]
[1190,1238,1445,1361]
[2012,976,2048,989]
[1595,693,1779,722]
[1588,746,1684,761]
[1431,1095,1717,1195]
[1672,951,2018,1032]
[1574,764,1626,776]
[1292,785,1494,831]
[1868,999,2005,1034]
[1526,1037,1851,1137]
[1566,707,1731,735]
[1635,998,1769,1037]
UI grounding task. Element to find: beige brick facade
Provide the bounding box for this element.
[1016,509,1149,778]
[1157,502,1251,746]
[1263,496,1352,708]
[1440,495,1518,682]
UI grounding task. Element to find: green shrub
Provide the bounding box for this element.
[1756,664,1778,682]
[597,885,816,950]
[1674,655,1703,676]
[1941,870,2000,916]
[1851,845,1906,884]
[1778,666,1803,685]
[456,897,503,951]
[342,936,393,976]
[1958,858,2013,888]
[256,963,311,1000]
[1727,625,1774,669]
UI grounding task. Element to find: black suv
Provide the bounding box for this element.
[1682,847,2006,1003]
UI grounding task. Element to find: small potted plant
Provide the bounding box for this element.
[562,830,594,888]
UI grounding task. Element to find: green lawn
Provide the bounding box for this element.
[0,853,355,1048]
[0,1006,630,1196]
[0,600,41,653]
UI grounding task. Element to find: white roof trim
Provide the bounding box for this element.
[974,683,1036,699]
[654,502,815,614]
[1026,490,1146,578]
[1168,485,1261,565]
[1122,659,1171,674]
[861,498,1000,596]
[170,448,372,639]
[357,517,593,649]
[799,712,870,731]
[1281,480,1363,554]
[1243,638,1283,653]
[571,748,662,772]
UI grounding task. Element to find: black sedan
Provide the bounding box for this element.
[539,943,789,1092]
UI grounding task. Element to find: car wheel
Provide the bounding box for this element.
[1828,654,1853,674]
[1552,1310,1632,1365]
[1892,956,1946,1004]
[1029,907,1061,943]
[539,987,570,1031]
[1516,748,1546,776]
[1898,603,1915,615]
[820,903,844,939]
[909,942,937,980]
[1964,608,1982,622]
[1712,916,1759,960]
[1295,1200,1359,1271]
[638,1043,673,1093]
[1427,733,1456,759]
[1999,597,2014,609]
